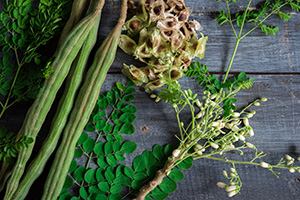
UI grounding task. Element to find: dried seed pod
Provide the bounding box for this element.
[124,16,144,36]
[145,79,165,92]
[142,66,157,81]
[177,9,191,23]
[150,29,162,52]
[119,34,137,55]
[149,0,166,22]
[138,28,151,45]
[188,20,203,31]
[163,66,183,81]
[134,43,152,58]
[122,64,149,86]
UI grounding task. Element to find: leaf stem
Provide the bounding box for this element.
[240,2,288,40]
[0,48,22,118]
[226,0,237,38]
[205,155,293,170]
[222,38,240,84]
[238,0,252,38]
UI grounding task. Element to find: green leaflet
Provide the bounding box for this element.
[58,81,138,199]
[0,127,33,163]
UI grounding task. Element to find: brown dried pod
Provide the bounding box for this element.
[149,0,166,22]
[145,79,165,92]
[134,43,152,58]
[163,66,183,81]
[119,34,137,55]
[122,64,149,86]
[124,16,144,36]
[166,0,186,13]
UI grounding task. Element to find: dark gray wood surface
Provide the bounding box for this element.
[1,0,300,200]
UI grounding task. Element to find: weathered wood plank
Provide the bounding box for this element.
[1,1,300,200]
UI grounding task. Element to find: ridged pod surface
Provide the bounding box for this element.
[41,0,128,199]
[9,1,103,200]
[3,3,102,200]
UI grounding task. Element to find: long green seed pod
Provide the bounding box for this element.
[56,0,91,50]
[10,4,103,200]
[41,0,128,199]
[3,4,103,199]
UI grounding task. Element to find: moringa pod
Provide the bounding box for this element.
[145,79,165,93]
[195,33,208,59]
[134,42,152,59]
[124,16,145,36]
[119,34,137,55]
[122,64,149,85]
[163,66,183,81]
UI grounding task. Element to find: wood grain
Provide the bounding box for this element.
[1,0,300,200]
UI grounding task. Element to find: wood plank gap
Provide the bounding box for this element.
[107,71,300,75]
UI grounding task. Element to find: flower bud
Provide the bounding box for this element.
[254,102,260,106]
[247,113,254,118]
[228,190,237,197]
[226,185,236,192]
[193,144,202,151]
[155,97,161,102]
[196,111,204,119]
[210,101,217,107]
[287,160,293,166]
[230,168,236,173]
[249,129,254,137]
[172,149,180,157]
[232,112,240,118]
[238,135,245,141]
[285,155,292,161]
[195,99,202,107]
[230,173,235,177]
[216,182,227,188]
[232,125,239,132]
[260,161,269,168]
[243,118,249,126]
[210,94,217,100]
[211,143,219,149]
[223,170,228,177]
[212,121,219,127]
[260,97,268,102]
[184,90,188,96]
[246,142,254,149]
[289,168,296,173]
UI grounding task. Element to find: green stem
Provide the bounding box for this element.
[226,0,237,38]
[222,38,240,84]
[0,48,22,118]
[205,156,292,170]
[238,0,252,38]
[240,2,288,40]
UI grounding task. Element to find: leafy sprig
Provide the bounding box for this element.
[0,127,33,164]
[59,81,139,200]
[216,0,300,36]
[0,0,72,118]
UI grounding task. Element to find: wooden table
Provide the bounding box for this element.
[1,0,300,199]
